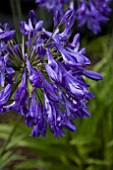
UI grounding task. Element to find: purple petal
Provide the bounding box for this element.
[83,70,103,80]
[0,30,15,42]
[0,84,12,105]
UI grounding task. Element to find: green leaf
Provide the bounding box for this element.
[14,159,50,170]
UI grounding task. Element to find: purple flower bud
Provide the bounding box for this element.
[25,91,40,127]
[14,73,28,116]
[0,84,12,105]
[0,30,15,42]
[30,103,46,137]
[83,70,103,81]
[45,50,62,83]
[0,54,14,87]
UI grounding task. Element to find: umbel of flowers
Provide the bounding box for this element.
[35,0,111,34]
[0,9,102,138]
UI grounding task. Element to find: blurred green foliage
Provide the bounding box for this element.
[0,33,113,170]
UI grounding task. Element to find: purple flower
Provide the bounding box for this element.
[44,92,76,138]
[19,10,43,36]
[45,49,62,83]
[83,70,103,81]
[76,0,111,34]
[30,102,46,137]
[35,0,111,34]
[60,7,75,32]
[37,45,46,62]
[35,0,69,13]
[58,64,88,99]
[0,53,15,87]
[92,0,111,16]
[13,73,28,116]
[35,0,73,27]
[0,84,12,113]
[26,60,58,102]
[0,23,15,42]
[25,91,40,127]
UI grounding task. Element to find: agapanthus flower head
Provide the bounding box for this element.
[92,0,111,15]
[76,0,111,34]
[0,10,102,138]
[35,0,111,34]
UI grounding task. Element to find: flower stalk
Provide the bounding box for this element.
[0,116,22,157]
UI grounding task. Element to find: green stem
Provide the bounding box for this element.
[10,0,22,42]
[15,0,22,21]
[39,8,47,28]
[10,0,17,30]
[44,23,61,48]
[0,116,22,157]
[22,35,25,60]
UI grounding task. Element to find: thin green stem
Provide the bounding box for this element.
[22,36,25,60]
[0,116,22,157]
[27,32,43,60]
[8,41,21,67]
[15,0,22,21]
[39,8,47,28]
[10,0,19,41]
[10,0,17,29]
[44,23,61,48]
